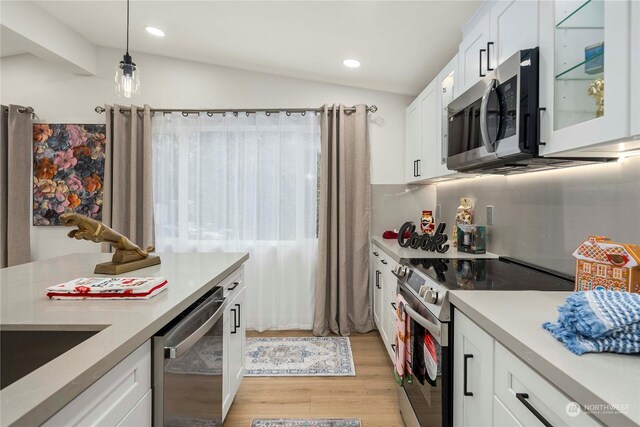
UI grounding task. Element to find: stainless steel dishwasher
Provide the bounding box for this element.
[153,286,225,426]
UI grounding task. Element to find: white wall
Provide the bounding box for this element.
[1,48,412,261]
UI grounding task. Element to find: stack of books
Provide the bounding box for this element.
[46,277,168,300]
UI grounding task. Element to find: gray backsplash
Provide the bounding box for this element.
[435,156,640,275]
[371,184,437,236]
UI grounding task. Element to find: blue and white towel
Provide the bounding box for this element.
[543,290,640,355]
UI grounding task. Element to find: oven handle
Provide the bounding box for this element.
[403,304,441,340]
[480,79,497,153]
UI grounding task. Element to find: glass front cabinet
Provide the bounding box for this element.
[539,0,637,157]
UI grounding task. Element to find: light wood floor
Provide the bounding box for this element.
[224,330,405,427]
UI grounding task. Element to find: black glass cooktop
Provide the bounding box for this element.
[407,257,575,291]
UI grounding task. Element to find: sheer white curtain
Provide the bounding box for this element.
[152,111,320,331]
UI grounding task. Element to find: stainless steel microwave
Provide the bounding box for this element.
[446,48,610,174]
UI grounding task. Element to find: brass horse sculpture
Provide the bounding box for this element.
[60,213,160,274]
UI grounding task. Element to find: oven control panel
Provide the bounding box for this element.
[419,286,439,304]
[396,261,451,322]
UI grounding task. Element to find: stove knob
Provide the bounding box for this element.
[425,289,439,304]
[393,265,408,277]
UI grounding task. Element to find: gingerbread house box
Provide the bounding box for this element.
[573,236,640,293]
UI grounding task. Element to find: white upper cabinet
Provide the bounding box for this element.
[489,0,539,67]
[458,1,539,96]
[405,100,422,183]
[458,10,491,95]
[539,0,635,156]
[418,80,439,180]
[405,79,438,183]
[435,55,462,179]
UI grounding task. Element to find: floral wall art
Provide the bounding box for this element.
[33,124,107,226]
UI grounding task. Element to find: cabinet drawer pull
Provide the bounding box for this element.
[381,259,388,265]
[515,393,553,427]
[391,343,396,352]
[416,159,421,177]
[228,281,241,291]
[463,354,473,396]
[375,271,381,289]
[391,302,397,310]
[479,49,486,77]
[373,251,379,257]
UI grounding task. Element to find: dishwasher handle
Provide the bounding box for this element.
[164,297,225,359]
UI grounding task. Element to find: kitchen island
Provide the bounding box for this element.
[450,290,640,426]
[0,252,248,427]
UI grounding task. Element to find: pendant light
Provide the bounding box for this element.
[115,0,139,98]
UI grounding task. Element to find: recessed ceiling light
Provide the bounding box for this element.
[343,59,361,68]
[145,26,165,37]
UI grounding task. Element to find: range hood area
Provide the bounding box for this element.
[463,155,616,175]
[444,47,631,176]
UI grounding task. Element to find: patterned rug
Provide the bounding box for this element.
[251,419,361,427]
[245,337,356,376]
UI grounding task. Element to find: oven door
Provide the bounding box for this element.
[398,284,451,427]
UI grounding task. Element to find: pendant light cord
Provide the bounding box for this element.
[126,0,130,54]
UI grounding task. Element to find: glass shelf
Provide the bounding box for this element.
[556,0,604,29]
[555,51,604,80]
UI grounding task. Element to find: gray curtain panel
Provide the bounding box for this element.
[313,104,374,336]
[0,105,32,268]
[102,104,155,253]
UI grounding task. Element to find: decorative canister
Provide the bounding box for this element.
[420,210,435,235]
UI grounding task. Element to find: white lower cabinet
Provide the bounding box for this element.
[372,244,397,361]
[494,343,600,427]
[223,274,246,420]
[383,270,398,359]
[493,395,522,426]
[117,390,152,427]
[453,309,601,427]
[453,309,494,427]
[43,341,151,426]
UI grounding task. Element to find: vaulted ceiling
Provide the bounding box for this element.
[3,1,481,95]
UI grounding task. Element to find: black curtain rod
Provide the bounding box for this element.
[2,106,34,114]
[94,105,378,115]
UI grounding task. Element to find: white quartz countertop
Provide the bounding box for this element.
[0,252,248,427]
[372,236,499,262]
[450,290,640,426]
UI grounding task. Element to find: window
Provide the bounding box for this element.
[613,268,623,280]
[582,263,592,274]
[151,111,321,331]
[152,112,320,244]
[596,264,607,277]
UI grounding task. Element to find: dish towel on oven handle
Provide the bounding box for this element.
[394,294,413,386]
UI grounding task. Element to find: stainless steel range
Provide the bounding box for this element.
[391,256,574,427]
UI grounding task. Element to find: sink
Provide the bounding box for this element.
[0,330,99,390]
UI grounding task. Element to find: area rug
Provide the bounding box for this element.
[245,337,356,376]
[251,419,361,427]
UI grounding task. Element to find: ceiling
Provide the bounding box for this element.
[24,1,481,95]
